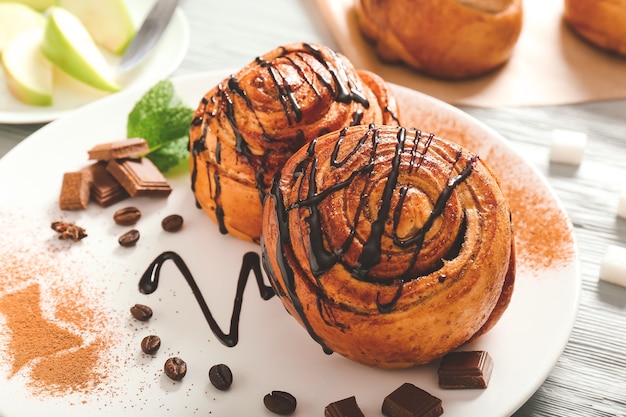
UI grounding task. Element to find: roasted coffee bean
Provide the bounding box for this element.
[118,229,140,247]
[208,363,233,390]
[141,335,161,355]
[161,214,183,232]
[164,357,187,381]
[263,391,297,415]
[130,304,153,321]
[113,206,141,226]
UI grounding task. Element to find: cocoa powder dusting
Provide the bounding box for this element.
[0,211,117,398]
[28,338,106,394]
[395,93,576,274]
[480,147,577,273]
[505,179,576,272]
[0,284,84,377]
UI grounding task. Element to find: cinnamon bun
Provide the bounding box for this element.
[564,0,626,56]
[189,43,399,243]
[355,0,523,79]
[261,124,515,368]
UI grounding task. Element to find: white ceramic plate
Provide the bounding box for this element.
[0,72,580,416]
[0,0,190,125]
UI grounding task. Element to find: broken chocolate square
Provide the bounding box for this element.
[105,158,171,197]
[325,396,365,417]
[84,162,129,207]
[87,138,149,161]
[438,350,493,389]
[382,383,443,417]
[59,170,92,210]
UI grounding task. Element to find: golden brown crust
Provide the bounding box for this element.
[564,0,626,56]
[355,0,523,79]
[261,124,515,368]
[189,43,400,243]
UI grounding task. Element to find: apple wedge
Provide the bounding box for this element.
[0,0,55,12]
[1,27,53,106]
[0,2,45,52]
[57,0,136,55]
[41,6,121,93]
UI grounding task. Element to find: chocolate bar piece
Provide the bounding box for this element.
[438,350,493,389]
[325,396,365,417]
[105,158,172,197]
[59,170,92,210]
[382,383,443,417]
[84,162,129,207]
[87,138,149,161]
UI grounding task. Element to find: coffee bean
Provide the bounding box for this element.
[118,229,140,247]
[161,214,183,232]
[263,391,297,415]
[208,363,233,390]
[113,206,141,226]
[141,335,161,355]
[164,357,187,381]
[130,304,153,321]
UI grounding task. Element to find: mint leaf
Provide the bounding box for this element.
[127,80,194,172]
[147,136,189,173]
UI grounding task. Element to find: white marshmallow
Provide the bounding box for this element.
[549,129,587,165]
[617,187,626,220]
[599,245,626,288]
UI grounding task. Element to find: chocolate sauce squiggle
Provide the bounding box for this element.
[139,251,274,347]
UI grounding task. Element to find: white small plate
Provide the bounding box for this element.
[0,71,580,416]
[0,0,189,124]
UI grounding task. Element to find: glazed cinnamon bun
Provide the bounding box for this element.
[189,43,399,243]
[261,124,515,368]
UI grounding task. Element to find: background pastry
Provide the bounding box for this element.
[355,0,524,79]
[261,124,515,368]
[189,42,399,243]
[564,0,626,56]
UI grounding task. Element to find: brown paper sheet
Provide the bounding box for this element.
[315,0,626,107]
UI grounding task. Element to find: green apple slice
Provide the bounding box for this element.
[0,0,55,12]
[41,6,121,93]
[0,2,45,52]
[57,0,136,55]
[1,27,53,106]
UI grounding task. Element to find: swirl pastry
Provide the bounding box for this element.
[189,43,399,243]
[261,125,515,368]
[355,0,523,79]
[564,0,626,56]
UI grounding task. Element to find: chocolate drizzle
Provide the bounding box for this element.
[301,43,370,107]
[139,251,274,347]
[263,125,478,349]
[213,170,227,235]
[189,43,383,238]
[221,76,252,157]
[264,176,335,354]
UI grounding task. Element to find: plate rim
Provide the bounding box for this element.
[0,70,582,416]
[0,5,190,125]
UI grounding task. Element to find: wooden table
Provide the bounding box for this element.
[1,1,624,415]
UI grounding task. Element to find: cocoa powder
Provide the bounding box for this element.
[0,284,84,377]
[396,92,577,273]
[474,145,578,273]
[28,338,106,394]
[504,177,576,272]
[0,211,116,397]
